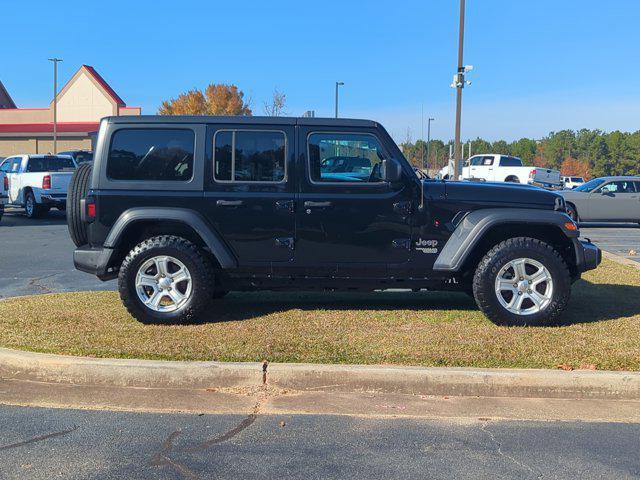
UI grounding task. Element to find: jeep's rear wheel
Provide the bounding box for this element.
[118,235,214,324]
[472,237,571,326]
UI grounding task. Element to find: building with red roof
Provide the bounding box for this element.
[0,65,141,156]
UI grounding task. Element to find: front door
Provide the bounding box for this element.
[589,180,639,221]
[203,125,296,269]
[294,128,413,276]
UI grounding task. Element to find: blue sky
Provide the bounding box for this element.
[2,0,638,141]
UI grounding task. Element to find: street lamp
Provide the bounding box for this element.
[48,58,63,154]
[451,0,473,180]
[335,82,344,118]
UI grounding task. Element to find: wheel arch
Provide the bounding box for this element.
[104,208,237,270]
[433,208,579,276]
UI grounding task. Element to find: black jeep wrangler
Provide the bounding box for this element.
[68,116,601,326]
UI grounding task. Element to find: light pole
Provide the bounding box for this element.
[451,0,472,180]
[335,82,344,118]
[48,58,63,154]
[426,117,435,170]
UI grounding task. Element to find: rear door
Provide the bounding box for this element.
[589,180,639,221]
[294,127,413,276]
[203,125,296,270]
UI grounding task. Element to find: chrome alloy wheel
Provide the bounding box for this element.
[494,258,553,316]
[25,195,34,216]
[135,255,192,312]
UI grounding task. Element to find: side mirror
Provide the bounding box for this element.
[381,159,402,183]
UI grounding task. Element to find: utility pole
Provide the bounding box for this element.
[335,82,344,118]
[48,58,63,154]
[451,0,472,180]
[426,117,435,170]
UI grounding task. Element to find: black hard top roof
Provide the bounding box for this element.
[105,115,379,128]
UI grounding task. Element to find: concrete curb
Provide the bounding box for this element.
[1,348,639,400]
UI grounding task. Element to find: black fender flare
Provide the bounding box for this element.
[433,208,578,272]
[104,207,237,269]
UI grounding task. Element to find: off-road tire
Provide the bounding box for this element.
[472,237,571,326]
[566,203,579,222]
[67,163,93,247]
[118,235,215,324]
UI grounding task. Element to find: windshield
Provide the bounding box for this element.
[26,156,76,172]
[574,178,604,192]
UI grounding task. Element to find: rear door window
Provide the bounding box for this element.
[499,156,521,167]
[213,130,285,183]
[107,129,194,181]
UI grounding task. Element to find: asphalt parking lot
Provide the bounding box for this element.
[0,208,111,298]
[0,208,638,298]
[1,405,639,480]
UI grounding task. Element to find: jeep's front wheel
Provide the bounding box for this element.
[118,236,214,324]
[472,237,571,326]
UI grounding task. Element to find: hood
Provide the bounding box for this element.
[440,180,562,209]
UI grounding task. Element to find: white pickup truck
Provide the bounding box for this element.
[438,154,562,188]
[0,155,77,218]
[0,170,7,222]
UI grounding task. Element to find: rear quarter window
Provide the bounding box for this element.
[107,129,194,181]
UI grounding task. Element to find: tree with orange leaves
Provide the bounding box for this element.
[159,84,252,116]
[560,156,590,179]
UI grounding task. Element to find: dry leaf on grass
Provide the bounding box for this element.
[579,363,597,370]
[556,363,574,371]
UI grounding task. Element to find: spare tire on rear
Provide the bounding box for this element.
[67,163,93,247]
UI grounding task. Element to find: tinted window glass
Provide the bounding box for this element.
[308,133,386,183]
[214,130,285,182]
[600,181,636,193]
[480,156,494,166]
[469,156,484,166]
[571,177,583,182]
[499,156,522,167]
[27,157,75,172]
[107,129,194,181]
[0,159,12,173]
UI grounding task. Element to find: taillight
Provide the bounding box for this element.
[85,197,96,221]
[42,175,51,189]
[3,176,7,191]
[529,169,537,177]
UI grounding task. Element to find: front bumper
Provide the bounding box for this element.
[573,238,602,273]
[73,245,118,281]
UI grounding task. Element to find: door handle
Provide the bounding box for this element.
[304,201,332,208]
[216,199,244,207]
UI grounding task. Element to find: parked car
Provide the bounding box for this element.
[68,115,600,327]
[0,154,77,218]
[562,176,585,189]
[58,150,93,164]
[0,168,7,222]
[560,176,640,223]
[438,155,562,188]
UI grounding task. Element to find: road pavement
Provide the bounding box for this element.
[0,209,638,298]
[0,404,638,479]
[0,208,111,298]
[580,223,640,263]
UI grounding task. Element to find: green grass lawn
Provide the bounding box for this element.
[1,258,639,370]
